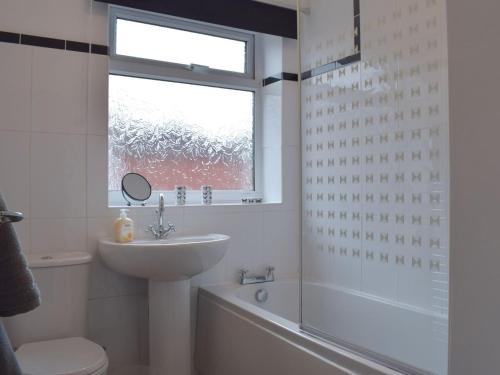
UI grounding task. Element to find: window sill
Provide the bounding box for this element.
[109,201,283,209]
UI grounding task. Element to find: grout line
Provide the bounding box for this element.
[84,0,93,255]
[88,293,148,302]
[27,44,33,254]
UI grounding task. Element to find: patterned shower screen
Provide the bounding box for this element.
[108,75,254,191]
[300,0,449,374]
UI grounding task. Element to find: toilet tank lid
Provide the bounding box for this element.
[27,252,92,268]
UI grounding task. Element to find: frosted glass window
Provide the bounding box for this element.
[115,19,247,73]
[108,75,254,191]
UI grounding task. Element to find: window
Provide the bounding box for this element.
[108,75,254,191]
[115,19,248,73]
[108,7,259,205]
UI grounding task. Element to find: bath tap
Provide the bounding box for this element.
[239,266,275,285]
[147,194,176,239]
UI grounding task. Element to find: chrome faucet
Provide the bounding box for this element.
[147,194,176,239]
[239,266,275,285]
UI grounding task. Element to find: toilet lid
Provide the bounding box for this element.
[16,337,108,375]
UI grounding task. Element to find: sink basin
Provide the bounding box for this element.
[99,234,230,281]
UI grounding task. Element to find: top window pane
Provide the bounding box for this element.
[115,19,247,73]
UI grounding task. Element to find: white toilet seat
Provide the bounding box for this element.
[16,337,108,375]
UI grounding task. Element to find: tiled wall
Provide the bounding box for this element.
[0,0,300,371]
[301,0,449,314]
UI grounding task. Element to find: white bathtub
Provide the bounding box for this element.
[195,280,433,375]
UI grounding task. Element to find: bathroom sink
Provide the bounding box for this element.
[99,233,230,375]
[98,234,230,281]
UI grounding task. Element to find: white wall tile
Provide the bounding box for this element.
[88,55,108,136]
[262,146,282,203]
[86,216,148,299]
[89,255,148,300]
[282,38,299,73]
[0,130,30,217]
[32,47,88,134]
[87,135,108,217]
[282,81,300,147]
[91,1,109,45]
[0,0,92,41]
[30,133,86,218]
[185,210,266,285]
[0,44,32,132]
[262,84,283,148]
[30,217,87,254]
[281,145,300,211]
[88,295,147,371]
[262,210,300,278]
[255,34,283,78]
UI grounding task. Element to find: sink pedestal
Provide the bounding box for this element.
[149,279,191,375]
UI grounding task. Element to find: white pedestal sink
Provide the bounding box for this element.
[99,234,230,375]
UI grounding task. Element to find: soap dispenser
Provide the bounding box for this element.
[114,209,134,243]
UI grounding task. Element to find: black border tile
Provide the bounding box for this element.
[263,72,299,86]
[0,31,20,44]
[354,0,360,16]
[301,70,312,81]
[66,40,90,53]
[263,76,282,86]
[262,72,299,87]
[21,34,65,50]
[337,53,361,67]
[354,15,361,53]
[282,72,298,81]
[91,44,109,55]
[310,61,339,78]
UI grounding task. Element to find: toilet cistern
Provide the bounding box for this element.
[147,193,175,239]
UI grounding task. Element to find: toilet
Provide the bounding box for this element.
[3,252,109,375]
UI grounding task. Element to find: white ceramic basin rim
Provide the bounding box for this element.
[98,234,230,281]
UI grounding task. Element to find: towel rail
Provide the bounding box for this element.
[0,211,24,225]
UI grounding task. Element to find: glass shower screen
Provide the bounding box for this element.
[299,1,449,374]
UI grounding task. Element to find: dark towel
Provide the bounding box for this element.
[0,322,21,375]
[0,194,40,317]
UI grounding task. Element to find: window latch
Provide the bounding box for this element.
[187,63,210,72]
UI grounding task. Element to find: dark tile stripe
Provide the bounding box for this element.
[21,34,65,50]
[354,15,361,53]
[263,72,299,86]
[337,52,361,67]
[310,61,339,78]
[282,72,298,82]
[354,0,360,16]
[0,31,20,44]
[301,70,312,81]
[301,53,361,81]
[1,30,109,55]
[66,40,90,53]
[91,44,109,55]
[263,76,281,86]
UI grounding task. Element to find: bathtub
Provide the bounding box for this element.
[195,280,440,375]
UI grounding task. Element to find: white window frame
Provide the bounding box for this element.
[107,5,263,207]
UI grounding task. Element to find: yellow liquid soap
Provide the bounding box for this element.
[114,209,134,243]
